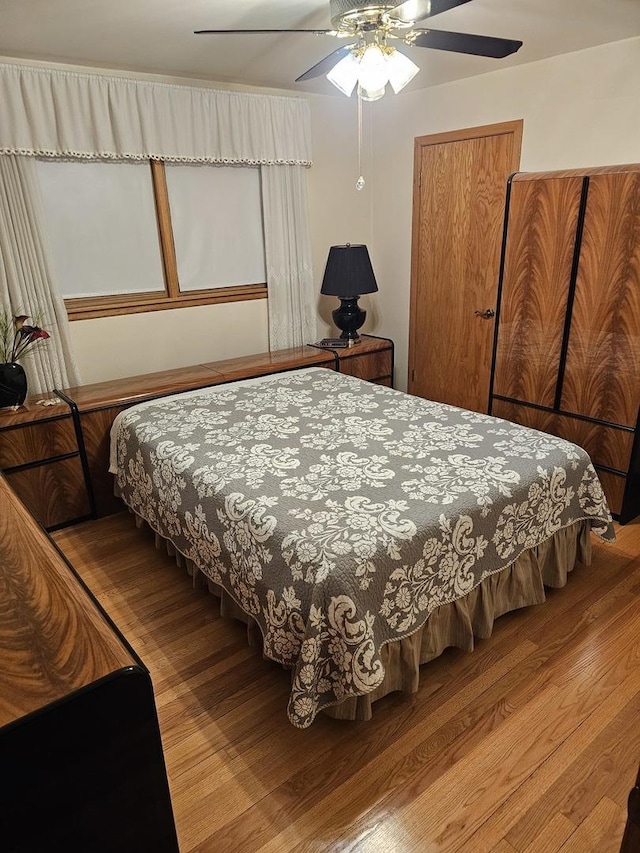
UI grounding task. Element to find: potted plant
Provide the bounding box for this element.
[0,311,51,409]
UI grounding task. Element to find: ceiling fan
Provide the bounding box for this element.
[195,0,523,99]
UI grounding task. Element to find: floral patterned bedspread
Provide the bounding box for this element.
[110,367,614,727]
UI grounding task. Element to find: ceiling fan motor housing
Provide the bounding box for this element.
[329,0,404,29]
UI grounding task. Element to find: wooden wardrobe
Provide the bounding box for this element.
[489,164,640,522]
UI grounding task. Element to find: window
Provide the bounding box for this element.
[38,160,165,299]
[165,164,266,292]
[36,159,267,320]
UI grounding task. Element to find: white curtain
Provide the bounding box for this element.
[0,154,81,393]
[0,60,317,353]
[262,164,317,349]
[0,62,312,165]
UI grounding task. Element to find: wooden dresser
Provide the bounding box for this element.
[0,336,394,525]
[0,397,92,530]
[489,164,640,522]
[0,474,178,853]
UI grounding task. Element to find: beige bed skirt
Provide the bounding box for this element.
[139,514,591,722]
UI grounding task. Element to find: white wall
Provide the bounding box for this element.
[370,36,640,390]
[70,299,270,384]
[307,93,377,338]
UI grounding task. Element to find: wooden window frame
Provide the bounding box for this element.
[64,160,267,321]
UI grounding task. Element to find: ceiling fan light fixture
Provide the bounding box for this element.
[386,48,419,93]
[326,52,360,96]
[326,41,420,98]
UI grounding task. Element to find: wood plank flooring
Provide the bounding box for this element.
[52,514,640,853]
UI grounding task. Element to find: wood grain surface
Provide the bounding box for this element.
[561,170,640,427]
[0,396,70,428]
[63,363,227,412]
[336,349,392,382]
[151,158,181,298]
[408,121,521,412]
[0,476,136,727]
[6,456,91,528]
[491,400,634,474]
[328,335,392,357]
[493,177,583,408]
[310,336,393,382]
[511,163,640,182]
[52,512,640,853]
[204,345,334,382]
[80,406,127,518]
[0,414,77,469]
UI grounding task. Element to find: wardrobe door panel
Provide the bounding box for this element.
[491,400,634,474]
[493,176,583,408]
[562,171,640,428]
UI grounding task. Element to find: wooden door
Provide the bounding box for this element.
[408,121,522,412]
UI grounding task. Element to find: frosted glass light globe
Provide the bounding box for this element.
[386,49,419,93]
[326,52,360,96]
[358,45,389,95]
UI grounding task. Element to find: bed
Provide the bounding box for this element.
[109,367,614,728]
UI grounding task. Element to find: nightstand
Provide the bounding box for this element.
[309,335,394,387]
[0,395,93,530]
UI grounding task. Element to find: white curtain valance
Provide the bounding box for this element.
[0,61,312,166]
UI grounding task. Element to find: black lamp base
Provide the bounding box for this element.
[332,296,366,341]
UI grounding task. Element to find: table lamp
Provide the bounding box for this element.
[320,244,378,342]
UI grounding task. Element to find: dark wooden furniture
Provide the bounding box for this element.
[0,474,178,853]
[489,164,640,522]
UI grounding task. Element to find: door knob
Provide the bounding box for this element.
[474,308,495,319]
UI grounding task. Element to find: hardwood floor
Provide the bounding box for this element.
[52,514,640,853]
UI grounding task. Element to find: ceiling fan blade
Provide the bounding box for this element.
[410,29,523,58]
[194,29,335,35]
[295,45,354,82]
[391,0,472,24]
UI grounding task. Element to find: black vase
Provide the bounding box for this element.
[0,362,28,409]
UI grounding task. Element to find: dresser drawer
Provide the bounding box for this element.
[0,416,77,469]
[491,401,634,474]
[338,349,393,383]
[6,456,91,528]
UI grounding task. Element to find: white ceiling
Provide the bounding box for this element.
[0,0,639,95]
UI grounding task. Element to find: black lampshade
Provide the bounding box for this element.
[320,244,378,297]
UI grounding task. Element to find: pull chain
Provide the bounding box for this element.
[356,92,365,191]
